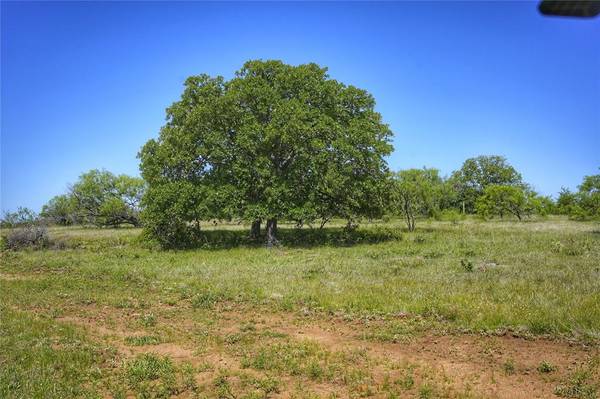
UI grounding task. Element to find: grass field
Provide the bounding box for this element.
[1,218,599,398]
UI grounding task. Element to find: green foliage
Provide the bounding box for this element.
[139,60,393,247]
[476,185,528,221]
[577,172,600,219]
[528,194,556,216]
[503,360,516,375]
[450,155,524,213]
[390,168,443,231]
[1,207,38,228]
[538,361,556,373]
[68,169,145,227]
[554,359,599,399]
[435,209,465,224]
[556,170,600,220]
[126,353,174,383]
[40,195,77,225]
[124,335,161,346]
[460,259,474,272]
[557,188,579,215]
[38,170,145,228]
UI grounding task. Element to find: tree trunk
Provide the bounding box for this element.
[408,213,415,232]
[250,219,261,239]
[266,218,278,248]
[404,199,415,232]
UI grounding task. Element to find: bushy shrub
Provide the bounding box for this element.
[4,225,50,250]
[435,209,465,224]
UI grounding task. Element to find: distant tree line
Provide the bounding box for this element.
[3,158,597,241]
[1,170,145,229]
[389,155,561,231]
[556,173,600,220]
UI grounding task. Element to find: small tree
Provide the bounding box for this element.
[578,172,600,219]
[556,188,578,215]
[391,168,441,231]
[450,155,524,214]
[476,185,527,221]
[41,195,77,225]
[555,171,599,220]
[527,194,555,216]
[70,170,145,227]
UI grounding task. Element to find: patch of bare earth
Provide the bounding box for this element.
[51,303,597,398]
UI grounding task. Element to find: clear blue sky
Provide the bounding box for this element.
[2,1,599,213]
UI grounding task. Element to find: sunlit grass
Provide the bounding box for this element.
[1,217,599,397]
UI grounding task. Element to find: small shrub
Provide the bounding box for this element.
[419,383,435,399]
[303,265,325,280]
[139,313,156,327]
[503,359,515,375]
[538,361,556,374]
[192,292,220,309]
[307,361,324,380]
[395,368,415,390]
[461,259,474,272]
[551,237,592,256]
[181,363,197,392]
[4,225,50,250]
[437,209,465,224]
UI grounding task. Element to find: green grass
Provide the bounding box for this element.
[124,335,161,346]
[554,358,599,399]
[0,308,112,398]
[1,217,599,397]
[3,218,599,338]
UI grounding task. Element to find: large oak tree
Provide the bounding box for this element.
[139,60,393,247]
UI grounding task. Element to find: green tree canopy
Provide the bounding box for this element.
[40,195,77,226]
[139,60,393,247]
[575,171,600,219]
[390,168,442,231]
[476,185,529,221]
[450,155,524,213]
[69,169,145,227]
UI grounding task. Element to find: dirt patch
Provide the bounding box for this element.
[49,303,598,399]
[212,305,598,399]
[0,272,35,281]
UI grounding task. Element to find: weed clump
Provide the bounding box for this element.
[538,361,557,374]
[461,259,474,272]
[125,335,161,346]
[503,360,516,375]
[139,313,156,327]
[191,292,222,309]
